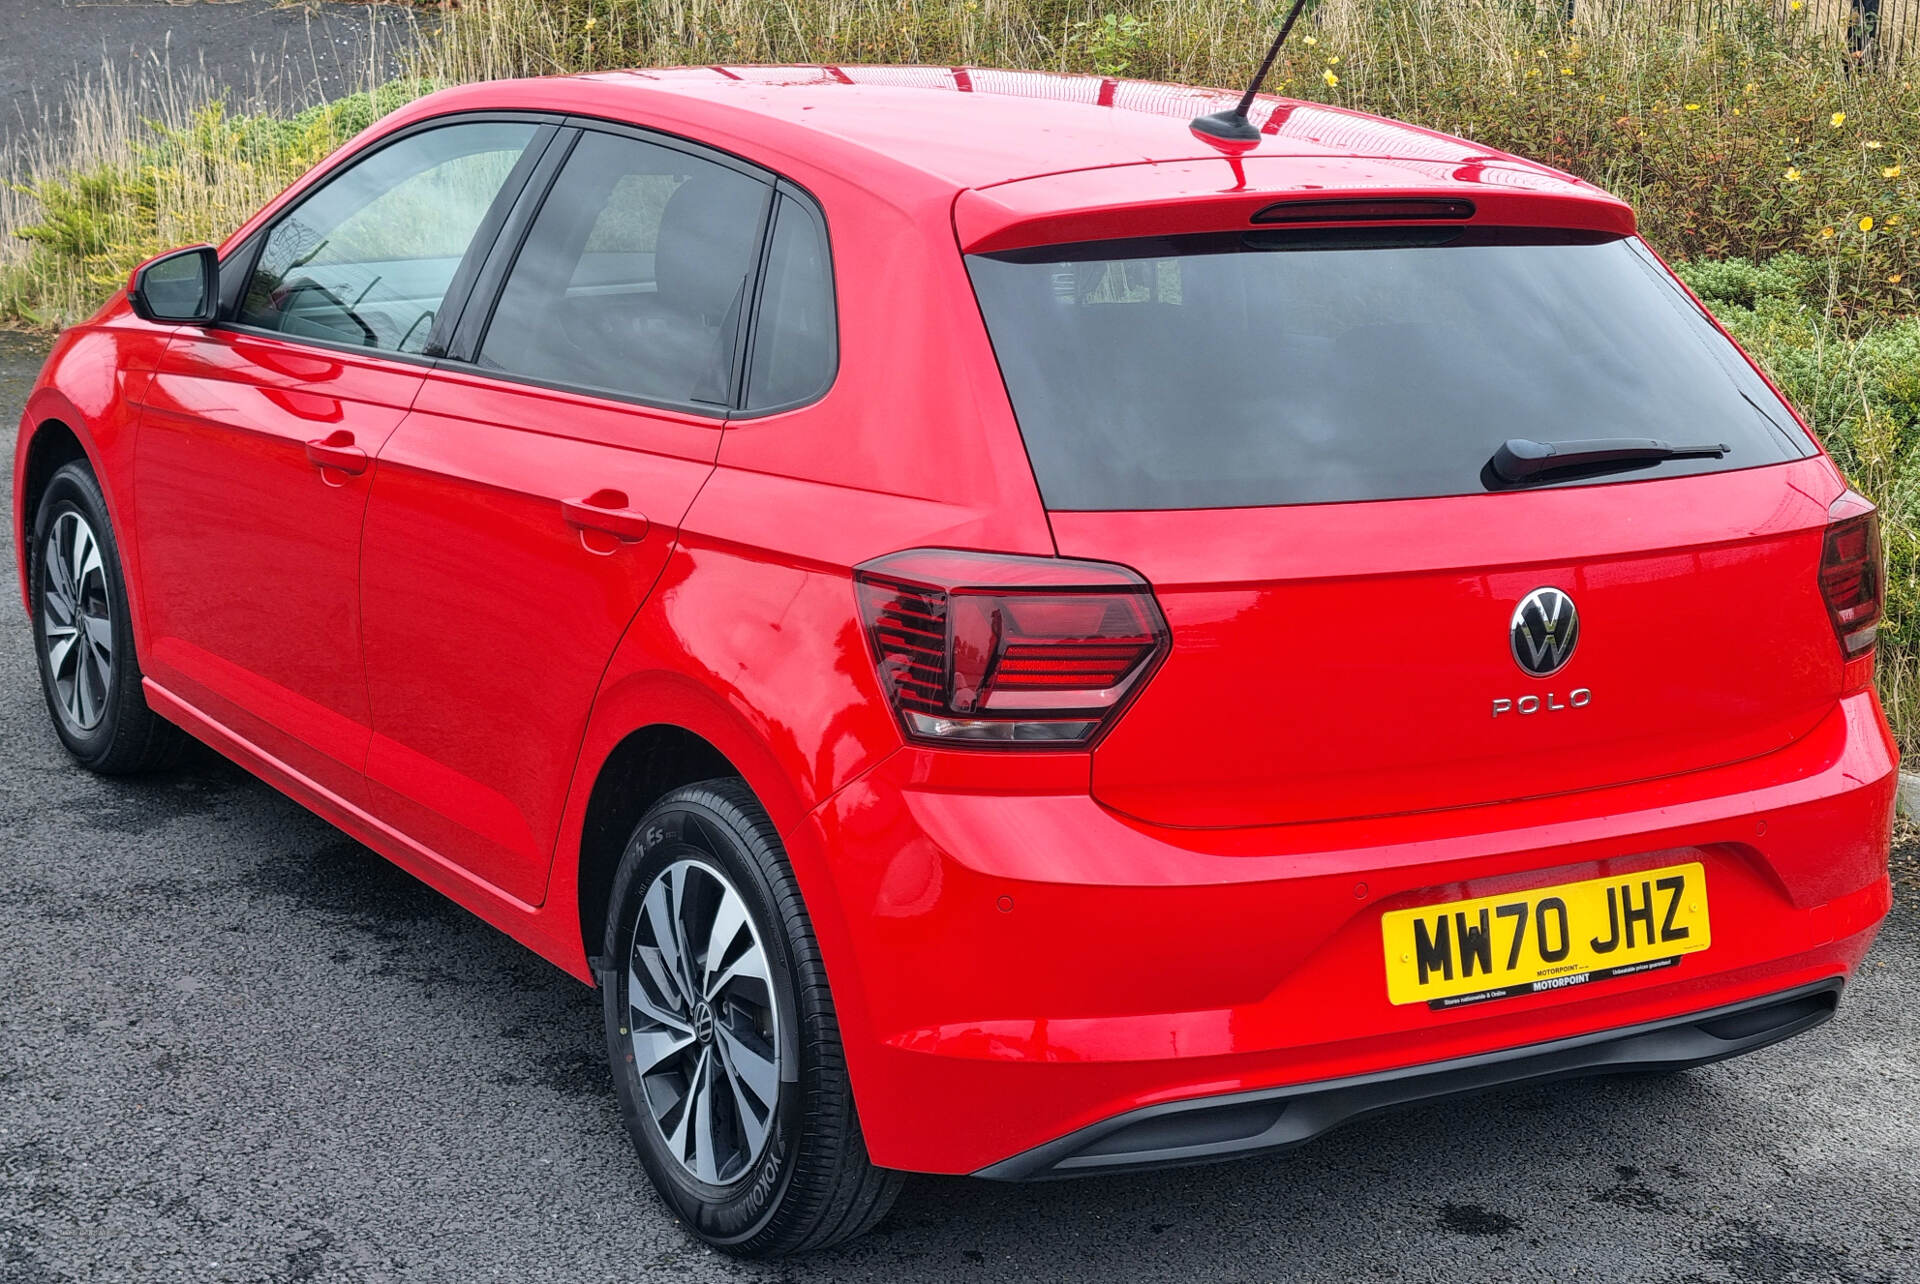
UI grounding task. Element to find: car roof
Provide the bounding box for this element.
[396,65,1603,199]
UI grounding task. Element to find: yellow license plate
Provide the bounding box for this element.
[1381,862,1711,1009]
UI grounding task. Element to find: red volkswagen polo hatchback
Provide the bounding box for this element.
[12,67,1896,1256]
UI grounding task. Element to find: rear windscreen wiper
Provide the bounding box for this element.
[1489,436,1729,485]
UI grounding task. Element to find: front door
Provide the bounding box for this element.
[132,119,545,803]
[359,125,772,904]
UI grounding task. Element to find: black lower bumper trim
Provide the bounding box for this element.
[975,980,1842,1181]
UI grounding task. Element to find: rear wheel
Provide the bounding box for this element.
[602,779,902,1256]
[29,461,184,774]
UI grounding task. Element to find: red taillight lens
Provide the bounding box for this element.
[1820,490,1882,663]
[854,549,1169,747]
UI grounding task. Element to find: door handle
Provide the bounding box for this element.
[305,431,369,476]
[562,490,650,543]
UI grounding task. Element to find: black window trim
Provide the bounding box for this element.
[210,110,565,370]
[439,124,583,368]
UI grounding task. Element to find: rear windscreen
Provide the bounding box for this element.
[965,231,1810,511]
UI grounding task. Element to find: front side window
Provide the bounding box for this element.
[238,121,539,354]
[476,131,771,407]
[967,231,1812,511]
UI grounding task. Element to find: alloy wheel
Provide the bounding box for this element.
[41,509,113,732]
[627,857,783,1185]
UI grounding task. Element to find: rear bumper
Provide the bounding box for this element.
[799,692,1895,1176]
[978,980,1840,1179]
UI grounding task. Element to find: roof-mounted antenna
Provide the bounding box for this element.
[1190,0,1312,154]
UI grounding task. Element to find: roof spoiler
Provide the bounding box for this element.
[955,172,1636,255]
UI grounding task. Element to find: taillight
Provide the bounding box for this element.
[854,549,1169,747]
[1820,489,1882,663]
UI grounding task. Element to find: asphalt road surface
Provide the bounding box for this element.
[1,326,1917,1283]
[0,0,413,153]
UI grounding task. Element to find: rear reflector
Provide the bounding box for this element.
[854,549,1169,747]
[1820,490,1882,662]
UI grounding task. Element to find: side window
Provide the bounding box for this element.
[744,195,836,410]
[237,121,539,354]
[475,130,770,407]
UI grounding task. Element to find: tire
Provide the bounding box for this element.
[602,778,903,1257]
[29,460,185,774]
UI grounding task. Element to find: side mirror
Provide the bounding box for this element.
[129,245,220,325]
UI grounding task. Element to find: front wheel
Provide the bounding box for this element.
[602,779,902,1257]
[29,460,184,773]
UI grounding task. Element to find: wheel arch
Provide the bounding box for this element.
[573,721,741,972]
[557,667,877,1044]
[16,368,141,605]
[15,397,101,615]
[20,416,88,537]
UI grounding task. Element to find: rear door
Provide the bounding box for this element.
[358,125,773,905]
[965,226,1846,829]
[133,118,547,803]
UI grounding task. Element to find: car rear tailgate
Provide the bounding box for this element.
[1054,457,1849,828]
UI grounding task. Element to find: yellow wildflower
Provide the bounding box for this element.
[1327,55,1340,65]
[1561,68,1574,76]
[1323,68,1339,88]
[1891,274,1905,284]
[1302,35,1317,46]
[1783,167,1802,182]
[1860,216,1875,232]
[1831,111,1846,128]
[1685,102,1700,110]
[1866,140,1884,149]
[1821,225,1837,238]
[1790,0,1803,10]
[584,14,597,30]
[1884,165,1903,178]
[1889,214,1905,225]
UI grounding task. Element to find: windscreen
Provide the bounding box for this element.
[966,231,1809,511]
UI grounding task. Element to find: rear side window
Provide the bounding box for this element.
[238,121,538,354]
[966,232,1810,511]
[744,194,836,410]
[476,130,770,407]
